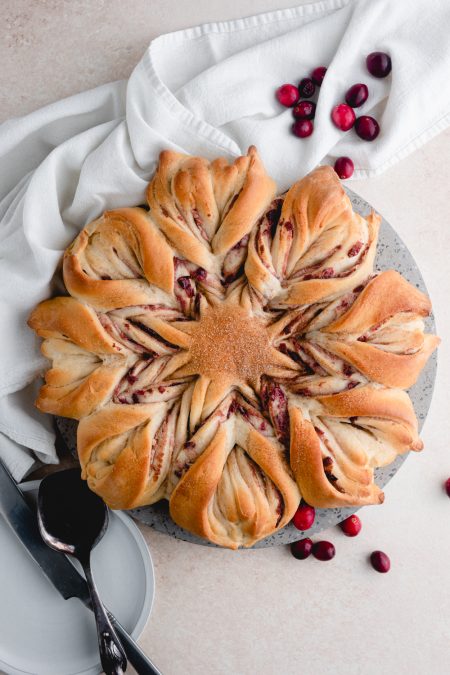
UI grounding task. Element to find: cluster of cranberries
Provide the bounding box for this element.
[276,66,326,140]
[330,52,391,168]
[289,501,390,573]
[275,51,392,180]
[290,477,450,573]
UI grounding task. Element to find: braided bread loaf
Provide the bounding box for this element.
[28,147,439,549]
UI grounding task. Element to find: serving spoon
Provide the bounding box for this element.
[37,468,127,675]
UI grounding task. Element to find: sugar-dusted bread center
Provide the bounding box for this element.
[188,303,272,384]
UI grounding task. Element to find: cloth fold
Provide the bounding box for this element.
[1,0,449,479]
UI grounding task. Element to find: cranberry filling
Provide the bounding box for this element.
[177,276,195,297]
[193,267,207,281]
[265,200,283,234]
[191,208,202,227]
[261,379,290,446]
[222,234,249,284]
[348,241,363,257]
[131,321,178,349]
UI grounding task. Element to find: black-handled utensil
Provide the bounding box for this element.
[37,469,127,675]
[0,457,162,674]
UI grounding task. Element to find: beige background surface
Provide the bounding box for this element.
[1,2,450,674]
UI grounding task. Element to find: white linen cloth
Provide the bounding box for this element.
[1,0,449,480]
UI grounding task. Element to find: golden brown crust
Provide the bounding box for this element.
[289,385,422,508]
[326,270,432,333]
[281,211,380,306]
[211,146,277,254]
[245,428,299,530]
[310,271,440,387]
[273,165,352,274]
[78,403,157,508]
[28,297,120,354]
[289,406,384,507]
[63,207,175,310]
[323,334,440,388]
[28,297,128,418]
[314,385,421,436]
[146,152,218,271]
[245,165,381,306]
[35,362,126,419]
[147,146,276,269]
[170,424,299,549]
[169,425,230,543]
[28,152,439,548]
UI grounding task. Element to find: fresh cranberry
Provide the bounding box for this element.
[345,83,369,108]
[366,52,392,78]
[312,541,336,561]
[276,84,299,107]
[370,550,390,573]
[355,115,380,141]
[339,514,361,537]
[292,119,314,138]
[292,503,316,531]
[298,78,315,98]
[311,66,327,86]
[290,538,313,560]
[334,156,354,179]
[293,100,316,120]
[444,477,450,497]
[331,104,356,131]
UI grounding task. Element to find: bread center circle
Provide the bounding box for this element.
[188,303,272,383]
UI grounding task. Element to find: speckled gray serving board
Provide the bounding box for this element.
[56,187,437,548]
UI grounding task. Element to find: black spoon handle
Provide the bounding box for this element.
[83,558,128,675]
[107,613,163,675]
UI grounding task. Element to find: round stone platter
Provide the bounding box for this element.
[56,186,437,548]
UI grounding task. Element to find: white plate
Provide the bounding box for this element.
[0,480,154,675]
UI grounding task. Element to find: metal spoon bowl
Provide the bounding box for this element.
[37,468,127,675]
